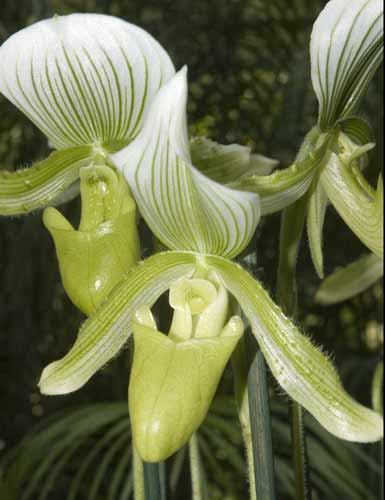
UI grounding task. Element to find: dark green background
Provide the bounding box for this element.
[0,1,383,498]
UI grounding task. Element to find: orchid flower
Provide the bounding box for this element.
[202,0,384,278]
[0,9,383,464]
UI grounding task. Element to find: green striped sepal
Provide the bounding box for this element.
[112,68,260,259]
[315,253,384,305]
[39,251,384,444]
[311,0,384,131]
[0,14,175,150]
[0,146,92,216]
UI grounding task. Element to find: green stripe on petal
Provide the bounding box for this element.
[0,14,175,149]
[0,146,92,216]
[113,69,260,259]
[38,251,196,395]
[206,255,384,443]
[311,0,384,130]
[315,253,384,305]
[320,133,383,258]
[307,179,329,279]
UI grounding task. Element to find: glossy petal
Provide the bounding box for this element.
[39,252,196,395]
[321,133,383,258]
[43,167,140,316]
[207,255,384,443]
[113,69,260,259]
[0,14,175,149]
[311,0,384,130]
[0,146,92,216]
[315,253,384,305]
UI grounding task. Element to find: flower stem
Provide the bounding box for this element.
[277,196,311,500]
[246,338,277,500]
[133,446,145,500]
[232,338,257,500]
[189,433,204,500]
[143,461,167,500]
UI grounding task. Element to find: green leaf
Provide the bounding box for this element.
[38,251,196,395]
[190,136,278,184]
[315,253,383,305]
[206,255,384,443]
[311,0,384,130]
[0,14,175,149]
[0,146,92,216]
[307,178,329,279]
[238,127,330,215]
[320,133,383,258]
[112,68,260,259]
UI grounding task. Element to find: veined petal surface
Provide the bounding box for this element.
[0,14,175,149]
[0,146,93,216]
[311,0,384,130]
[207,255,384,443]
[39,252,196,395]
[113,68,260,259]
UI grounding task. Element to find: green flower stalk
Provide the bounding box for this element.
[44,161,139,315]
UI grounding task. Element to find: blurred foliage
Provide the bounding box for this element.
[0,0,383,499]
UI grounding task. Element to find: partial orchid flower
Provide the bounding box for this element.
[0,8,383,466]
[200,0,384,278]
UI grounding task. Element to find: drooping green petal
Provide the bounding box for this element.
[190,136,278,184]
[0,146,92,216]
[320,134,383,258]
[315,253,384,305]
[307,179,329,279]
[113,69,260,259]
[311,0,384,130]
[0,14,175,149]
[38,252,196,395]
[206,255,384,443]
[238,127,331,215]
